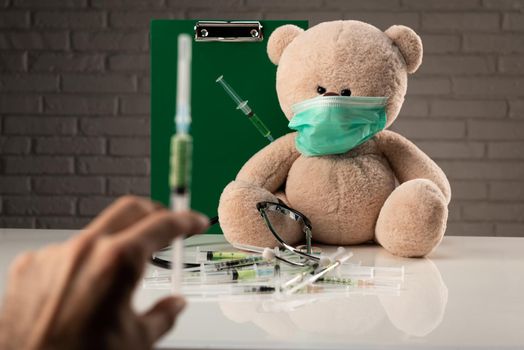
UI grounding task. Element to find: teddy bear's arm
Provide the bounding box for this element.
[375,130,451,204]
[236,132,300,192]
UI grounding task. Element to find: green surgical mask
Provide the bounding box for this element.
[288,96,388,157]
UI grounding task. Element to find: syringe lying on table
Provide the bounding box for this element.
[216,75,274,142]
[145,265,274,286]
[193,248,251,262]
[335,264,405,281]
[183,256,267,272]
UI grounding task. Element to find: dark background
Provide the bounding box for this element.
[1,0,523,237]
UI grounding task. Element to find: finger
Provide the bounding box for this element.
[114,210,209,258]
[7,251,35,279]
[83,196,160,237]
[64,211,208,314]
[141,296,186,344]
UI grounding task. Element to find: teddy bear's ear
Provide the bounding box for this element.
[267,24,304,65]
[385,25,423,74]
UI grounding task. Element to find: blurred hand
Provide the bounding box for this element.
[0,196,209,350]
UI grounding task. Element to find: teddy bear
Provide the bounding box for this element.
[217,20,451,258]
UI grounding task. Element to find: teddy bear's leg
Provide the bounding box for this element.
[375,179,448,257]
[218,180,303,248]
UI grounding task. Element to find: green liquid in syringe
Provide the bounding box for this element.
[248,112,274,142]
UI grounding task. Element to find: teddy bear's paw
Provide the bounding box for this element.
[218,180,303,248]
[375,179,448,258]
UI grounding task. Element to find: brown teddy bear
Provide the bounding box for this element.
[218,20,451,258]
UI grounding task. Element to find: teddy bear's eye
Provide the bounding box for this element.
[316,86,326,94]
[341,89,352,96]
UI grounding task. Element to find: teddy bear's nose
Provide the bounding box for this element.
[323,92,339,96]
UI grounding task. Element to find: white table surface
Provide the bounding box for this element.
[1,229,523,349]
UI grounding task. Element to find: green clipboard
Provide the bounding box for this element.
[150,20,308,234]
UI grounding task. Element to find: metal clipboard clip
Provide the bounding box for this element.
[194,21,263,42]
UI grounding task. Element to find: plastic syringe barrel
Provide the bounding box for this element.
[216,75,245,108]
[247,112,272,139]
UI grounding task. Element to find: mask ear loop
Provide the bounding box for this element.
[256,201,319,263]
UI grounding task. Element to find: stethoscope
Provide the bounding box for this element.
[256,201,320,264]
[150,215,219,269]
[150,202,320,269]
